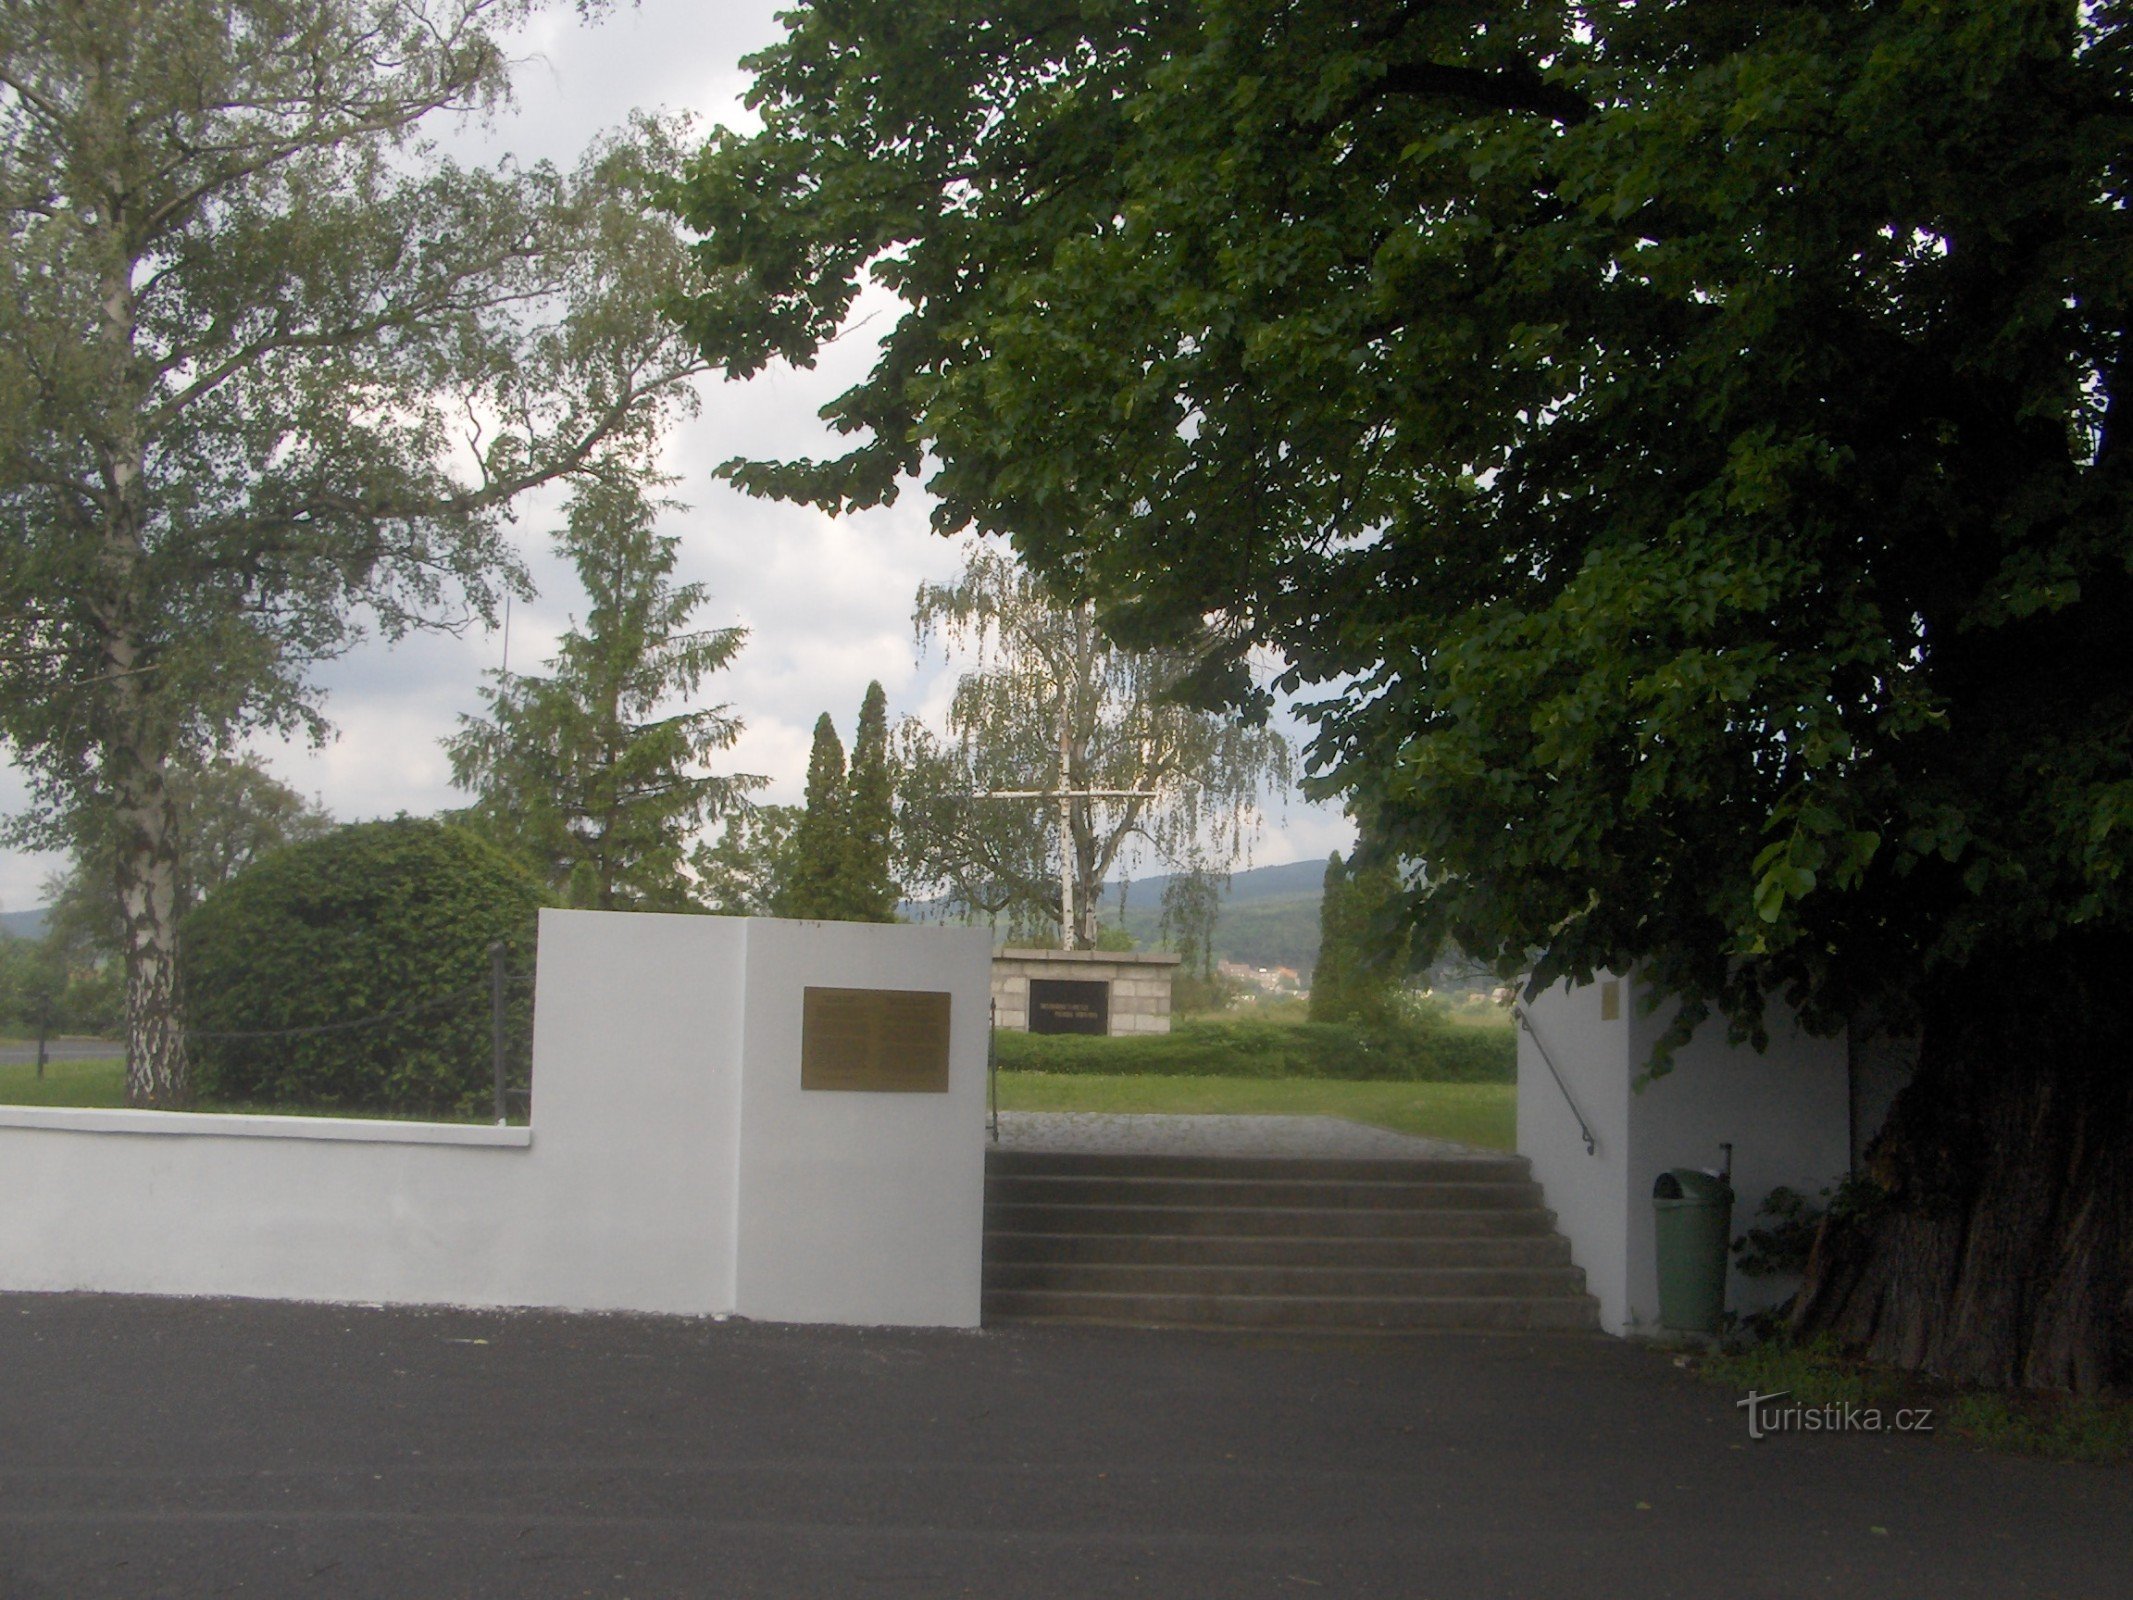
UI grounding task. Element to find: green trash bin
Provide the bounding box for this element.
[1653,1168,1734,1333]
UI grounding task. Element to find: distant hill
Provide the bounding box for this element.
[1104,857,1327,911]
[0,907,49,941]
[901,857,1334,975]
[1099,858,1326,974]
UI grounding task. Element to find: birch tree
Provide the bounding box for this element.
[897,548,1292,948]
[0,1,712,1104]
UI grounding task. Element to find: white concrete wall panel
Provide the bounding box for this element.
[1518,974,1850,1337]
[0,911,989,1328]
[732,920,990,1328]
[1517,977,1635,1333]
[1624,995,1849,1332]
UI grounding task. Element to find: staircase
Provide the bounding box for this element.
[982,1148,1599,1334]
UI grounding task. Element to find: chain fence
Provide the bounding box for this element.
[176,942,537,1124]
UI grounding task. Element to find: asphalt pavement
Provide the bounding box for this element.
[1,1293,2124,1599]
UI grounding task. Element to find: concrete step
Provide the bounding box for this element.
[985,1174,1544,1211]
[985,1151,1530,1184]
[980,1148,1592,1337]
[984,1261,1590,1299]
[983,1231,1574,1269]
[981,1288,1602,1333]
[985,1202,1561,1239]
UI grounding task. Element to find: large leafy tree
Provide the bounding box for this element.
[445,474,759,910]
[896,548,1293,948]
[0,1,712,1104]
[665,4,2133,1389]
[1159,858,1225,985]
[691,802,801,916]
[43,753,334,962]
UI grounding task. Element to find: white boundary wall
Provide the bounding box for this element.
[0,911,990,1328]
[1518,974,1850,1336]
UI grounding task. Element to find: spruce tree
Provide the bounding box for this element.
[446,476,758,911]
[843,681,900,922]
[779,714,850,919]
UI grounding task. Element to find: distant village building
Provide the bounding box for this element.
[1216,959,1304,995]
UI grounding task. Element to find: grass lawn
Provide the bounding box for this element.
[0,1055,125,1108]
[8,1056,1516,1149]
[0,1057,524,1124]
[995,1071,1515,1150]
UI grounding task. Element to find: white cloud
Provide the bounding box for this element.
[0,0,1354,911]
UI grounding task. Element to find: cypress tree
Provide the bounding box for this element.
[779,714,850,919]
[1311,849,1402,1026]
[1308,852,1353,1023]
[843,681,899,922]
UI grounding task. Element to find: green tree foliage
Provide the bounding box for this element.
[665,2,2133,1390]
[894,549,1292,947]
[0,1,712,1106]
[1160,860,1225,983]
[691,803,802,916]
[843,680,899,921]
[0,932,67,1043]
[773,684,904,922]
[42,754,334,963]
[1160,858,1231,1012]
[1307,854,1353,1025]
[779,714,851,919]
[446,475,759,910]
[1309,850,1404,1028]
[182,818,541,1116]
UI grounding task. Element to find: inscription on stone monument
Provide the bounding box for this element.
[1028,978,1110,1036]
[800,986,953,1092]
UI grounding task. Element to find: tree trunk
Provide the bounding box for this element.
[111,742,190,1108]
[1792,936,2133,1395]
[82,152,188,1107]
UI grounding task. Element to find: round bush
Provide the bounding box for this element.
[182,817,544,1116]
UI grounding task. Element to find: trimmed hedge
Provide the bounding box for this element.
[993,1012,1513,1083]
[182,818,543,1116]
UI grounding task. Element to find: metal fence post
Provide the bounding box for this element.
[490,941,507,1125]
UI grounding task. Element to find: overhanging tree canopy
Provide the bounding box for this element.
[664,3,2133,1390]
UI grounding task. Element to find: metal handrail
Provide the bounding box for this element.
[1514,1000,1597,1157]
[987,999,1000,1143]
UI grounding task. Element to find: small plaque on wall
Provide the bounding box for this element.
[801,987,953,1093]
[1029,978,1110,1036]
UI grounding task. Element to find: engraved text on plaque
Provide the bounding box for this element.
[1028,978,1110,1036]
[801,986,953,1092]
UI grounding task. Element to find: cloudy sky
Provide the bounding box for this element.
[0,0,1354,912]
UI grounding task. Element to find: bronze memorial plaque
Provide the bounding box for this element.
[801,986,953,1093]
[1028,978,1110,1036]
